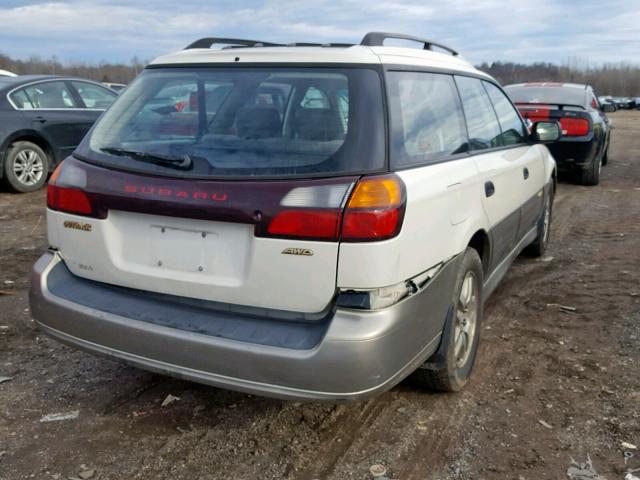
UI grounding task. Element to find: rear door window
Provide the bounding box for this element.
[482,82,528,146]
[12,81,78,109]
[387,71,468,167]
[455,76,502,151]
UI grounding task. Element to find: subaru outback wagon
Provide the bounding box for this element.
[30,33,560,400]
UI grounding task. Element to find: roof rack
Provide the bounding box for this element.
[184,33,458,56]
[185,37,284,50]
[360,32,458,56]
[285,42,355,48]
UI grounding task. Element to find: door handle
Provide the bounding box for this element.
[32,116,47,124]
[523,167,530,180]
[484,181,495,198]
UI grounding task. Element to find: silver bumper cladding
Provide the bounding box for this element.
[29,252,458,401]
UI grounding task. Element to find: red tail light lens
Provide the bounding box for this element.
[341,175,405,242]
[48,185,93,215]
[267,210,341,240]
[263,175,406,242]
[559,117,590,136]
[47,162,97,217]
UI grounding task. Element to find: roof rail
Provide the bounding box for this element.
[360,32,458,56]
[185,37,284,50]
[286,42,355,48]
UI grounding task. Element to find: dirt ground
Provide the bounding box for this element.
[1,111,639,480]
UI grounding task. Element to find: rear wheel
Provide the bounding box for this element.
[2,141,49,192]
[411,248,483,392]
[576,154,601,186]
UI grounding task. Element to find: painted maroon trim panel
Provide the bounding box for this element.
[55,156,359,237]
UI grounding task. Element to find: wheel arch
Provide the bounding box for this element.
[1,130,54,178]
[467,229,491,275]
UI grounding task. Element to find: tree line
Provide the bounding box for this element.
[1,53,638,96]
[477,60,640,96]
[0,53,144,84]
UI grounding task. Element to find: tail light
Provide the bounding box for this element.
[47,161,102,218]
[342,175,405,242]
[267,210,341,240]
[559,117,590,136]
[264,174,406,242]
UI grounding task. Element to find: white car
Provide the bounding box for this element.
[30,33,559,400]
[0,69,17,77]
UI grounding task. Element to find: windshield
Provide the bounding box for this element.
[505,85,586,108]
[80,66,385,178]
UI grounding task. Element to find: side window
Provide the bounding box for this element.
[455,76,502,150]
[15,81,78,109]
[71,82,117,109]
[9,89,35,109]
[388,71,468,167]
[483,82,528,146]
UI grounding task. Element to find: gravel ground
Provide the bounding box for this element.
[1,111,639,480]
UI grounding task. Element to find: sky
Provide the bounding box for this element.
[0,0,638,66]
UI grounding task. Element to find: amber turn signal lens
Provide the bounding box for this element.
[347,176,403,208]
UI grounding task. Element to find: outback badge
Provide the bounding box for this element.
[281,247,313,256]
[63,220,92,232]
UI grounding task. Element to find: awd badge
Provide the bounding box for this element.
[281,247,313,256]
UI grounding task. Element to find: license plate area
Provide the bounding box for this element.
[150,225,218,273]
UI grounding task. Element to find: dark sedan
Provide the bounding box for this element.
[505,82,613,186]
[0,75,117,192]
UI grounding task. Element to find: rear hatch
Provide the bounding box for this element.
[47,65,386,314]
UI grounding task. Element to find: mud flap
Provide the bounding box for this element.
[419,304,454,371]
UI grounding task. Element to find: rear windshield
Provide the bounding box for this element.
[505,85,586,108]
[80,67,385,179]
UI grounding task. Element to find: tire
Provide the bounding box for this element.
[411,248,484,392]
[524,184,553,257]
[576,154,601,186]
[2,141,49,192]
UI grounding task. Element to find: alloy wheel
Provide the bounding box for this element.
[13,149,44,187]
[454,271,478,368]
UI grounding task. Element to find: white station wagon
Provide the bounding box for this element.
[30,33,559,400]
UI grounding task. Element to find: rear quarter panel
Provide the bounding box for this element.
[337,157,490,288]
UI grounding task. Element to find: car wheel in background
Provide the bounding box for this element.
[2,141,49,192]
[576,155,601,186]
[411,247,483,392]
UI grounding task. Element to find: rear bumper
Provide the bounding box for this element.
[548,139,598,170]
[29,252,457,401]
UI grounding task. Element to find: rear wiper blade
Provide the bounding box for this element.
[100,147,193,170]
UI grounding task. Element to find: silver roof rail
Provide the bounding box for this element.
[185,38,284,50]
[360,32,458,56]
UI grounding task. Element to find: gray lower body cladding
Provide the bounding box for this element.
[29,252,459,401]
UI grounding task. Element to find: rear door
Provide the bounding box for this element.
[69,80,117,129]
[455,76,524,269]
[11,80,89,161]
[483,81,544,239]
